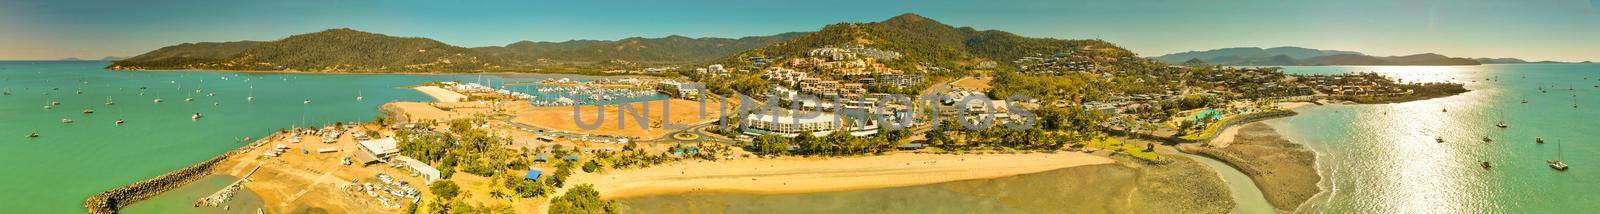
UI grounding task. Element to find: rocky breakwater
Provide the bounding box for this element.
[83,139,266,214]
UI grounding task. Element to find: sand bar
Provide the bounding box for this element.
[575,152,1115,199]
[414,86,466,102]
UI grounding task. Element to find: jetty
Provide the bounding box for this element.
[194,164,263,207]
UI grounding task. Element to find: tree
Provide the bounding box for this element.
[508,178,546,198]
[548,184,617,214]
[430,180,461,199]
[582,160,602,173]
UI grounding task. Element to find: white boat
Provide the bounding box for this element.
[304,98,311,104]
[83,108,94,114]
[1550,140,1570,171]
[192,112,203,120]
[1496,110,1508,128]
[61,118,73,123]
[27,131,39,138]
[115,119,125,125]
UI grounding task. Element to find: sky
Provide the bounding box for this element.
[2,0,1597,61]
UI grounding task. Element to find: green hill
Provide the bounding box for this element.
[728,13,1134,71]
[107,41,260,69]
[112,29,804,73]
[475,33,806,65]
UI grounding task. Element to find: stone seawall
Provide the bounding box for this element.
[83,139,265,214]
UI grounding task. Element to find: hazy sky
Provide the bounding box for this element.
[2,0,1597,61]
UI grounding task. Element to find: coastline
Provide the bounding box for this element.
[104,67,674,78]
[608,154,1236,214]
[1181,122,1321,212]
[577,152,1117,199]
[82,138,266,214]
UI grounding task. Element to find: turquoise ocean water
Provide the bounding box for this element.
[0,61,652,213]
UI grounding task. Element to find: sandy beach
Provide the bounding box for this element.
[1185,122,1321,212]
[574,152,1116,199]
[613,154,1235,214]
[414,86,466,102]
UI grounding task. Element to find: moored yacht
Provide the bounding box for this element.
[1550,140,1570,171]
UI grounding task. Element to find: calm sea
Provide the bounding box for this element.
[0,61,650,213]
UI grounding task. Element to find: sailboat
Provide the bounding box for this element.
[356,90,364,101]
[1496,110,1508,128]
[247,86,254,102]
[1549,140,1570,171]
[154,93,163,103]
[105,96,115,106]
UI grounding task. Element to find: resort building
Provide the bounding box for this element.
[741,110,882,137]
[355,137,400,165]
[655,80,702,98]
[741,110,840,137]
[392,156,441,184]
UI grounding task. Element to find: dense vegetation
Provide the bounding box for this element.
[111,29,803,73]
[475,33,805,65]
[107,41,260,69]
[547,184,617,214]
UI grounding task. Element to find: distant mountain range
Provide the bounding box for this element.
[1154,47,1562,66]
[54,56,127,61]
[110,28,804,72]
[110,13,1133,74]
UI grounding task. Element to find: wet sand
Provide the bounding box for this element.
[575,153,1116,199]
[1185,122,1321,212]
[614,155,1235,214]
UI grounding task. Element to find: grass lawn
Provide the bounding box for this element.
[1082,138,1164,161]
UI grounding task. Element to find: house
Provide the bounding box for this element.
[524,170,543,181]
[355,137,399,165]
[392,156,441,184]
